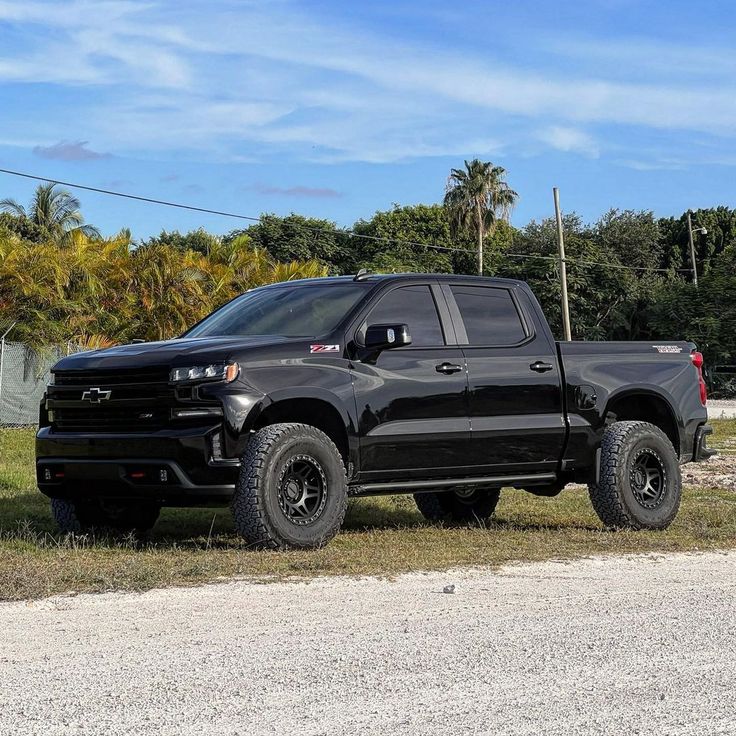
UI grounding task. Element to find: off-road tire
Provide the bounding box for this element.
[232,423,348,549]
[50,498,84,534]
[588,420,681,530]
[50,498,160,535]
[413,488,501,523]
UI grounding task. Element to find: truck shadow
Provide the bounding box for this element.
[2,493,602,550]
[485,517,603,533]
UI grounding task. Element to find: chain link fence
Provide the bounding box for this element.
[0,341,73,427]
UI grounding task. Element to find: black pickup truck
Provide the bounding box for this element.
[37,273,714,548]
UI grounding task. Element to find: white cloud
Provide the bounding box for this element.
[0,1,735,164]
[33,140,110,160]
[543,35,736,81]
[0,1,190,88]
[615,158,687,171]
[538,127,599,157]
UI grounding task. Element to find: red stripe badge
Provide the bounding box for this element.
[310,344,340,353]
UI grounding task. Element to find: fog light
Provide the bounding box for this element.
[41,466,64,481]
[172,407,223,419]
[211,431,224,461]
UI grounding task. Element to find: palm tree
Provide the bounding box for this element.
[0,182,99,244]
[444,159,518,275]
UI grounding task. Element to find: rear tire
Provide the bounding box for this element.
[588,420,681,530]
[413,488,501,523]
[50,498,160,535]
[231,423,348,549]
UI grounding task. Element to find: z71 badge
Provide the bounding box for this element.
[310,344,340,353]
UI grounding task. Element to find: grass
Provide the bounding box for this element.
[1,420,735,602]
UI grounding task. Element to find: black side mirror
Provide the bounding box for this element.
[365,323,411,350]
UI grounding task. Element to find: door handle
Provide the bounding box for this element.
[435,362,463,375]
[529,361,554,373]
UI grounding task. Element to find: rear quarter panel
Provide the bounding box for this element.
[558,341,707,470]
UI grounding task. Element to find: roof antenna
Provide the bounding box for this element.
[353,268,372,281]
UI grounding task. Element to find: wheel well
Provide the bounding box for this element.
[253,398,349,465]
[606,393,680,455]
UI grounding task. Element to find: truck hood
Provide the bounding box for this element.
[53,335,294,372]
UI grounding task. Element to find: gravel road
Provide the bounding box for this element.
[2,552,736,736]
[709,400,736,419]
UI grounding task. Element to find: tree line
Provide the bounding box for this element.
[1,164,734,395]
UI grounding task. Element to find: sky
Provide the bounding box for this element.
[0,0,735,239]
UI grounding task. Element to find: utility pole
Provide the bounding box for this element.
[687,212,699,288]
[477,204,483,276]
[553,188,572,341]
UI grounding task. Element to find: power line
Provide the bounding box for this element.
[0,167,475,255]
[0,168,261,222]
[572,258,689,273]
[504,252,690,273]
[0,166,694,274]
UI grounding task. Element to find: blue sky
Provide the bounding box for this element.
[0,0,735,239]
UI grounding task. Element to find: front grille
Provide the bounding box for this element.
[48,369,174,432]
[52,406,170,432]
[54,367,170,386]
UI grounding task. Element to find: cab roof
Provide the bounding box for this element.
[264,273,526,288]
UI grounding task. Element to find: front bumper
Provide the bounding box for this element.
[693,423,716,462]
[36,426,239,505]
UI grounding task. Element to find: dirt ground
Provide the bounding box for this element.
[2,551,736,736]
[683,432,736,492]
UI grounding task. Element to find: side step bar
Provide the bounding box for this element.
[349,473,557,497]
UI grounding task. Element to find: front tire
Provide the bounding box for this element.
[231,423,348,549]
[588,421,681,530]
[50,498,160,535]
[413,488,501,523]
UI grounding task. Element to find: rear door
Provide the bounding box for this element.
[350,281,470,479]
[442,283,566,474]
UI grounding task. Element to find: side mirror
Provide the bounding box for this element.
[365,323,411,350]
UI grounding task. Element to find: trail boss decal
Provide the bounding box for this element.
[653,345,683,353]
[310,344,340,353]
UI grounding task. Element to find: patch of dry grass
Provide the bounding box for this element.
[1,420,734,602]
[713,417,736,453]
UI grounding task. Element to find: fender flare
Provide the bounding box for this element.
[603,384,681,426]
[252,387,355,432]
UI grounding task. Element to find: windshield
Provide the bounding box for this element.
[184,283,370,339]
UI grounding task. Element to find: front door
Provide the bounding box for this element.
[442,283,566,474]
[350,282,470,479]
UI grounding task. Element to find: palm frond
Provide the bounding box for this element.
[0,198,26,217]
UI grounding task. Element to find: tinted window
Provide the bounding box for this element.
[186,283,369,338]
[367,285,444,346]
[451,286,526,345]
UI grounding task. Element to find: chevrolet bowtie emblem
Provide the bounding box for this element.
[81,387,112,403]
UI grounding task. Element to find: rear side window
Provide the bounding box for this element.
[366,285,444,346]
[450,286,526,345]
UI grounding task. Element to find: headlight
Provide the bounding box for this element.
[169,362,239,384]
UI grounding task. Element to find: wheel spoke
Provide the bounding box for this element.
[630,449,667,509]
[641,482,657,499]
[277,454,328,525]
